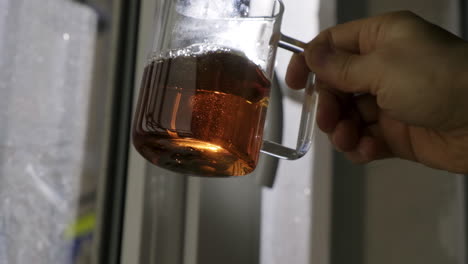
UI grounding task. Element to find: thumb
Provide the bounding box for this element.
[304,43,379,94]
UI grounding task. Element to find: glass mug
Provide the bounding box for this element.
[132,0,318,177]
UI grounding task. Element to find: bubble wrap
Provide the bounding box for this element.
[0,0,97,263]
[177,0,250,18]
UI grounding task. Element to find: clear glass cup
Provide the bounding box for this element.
[132,0,318,177]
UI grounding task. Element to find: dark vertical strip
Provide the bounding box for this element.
[330,1,368,264]
[99,0,141,263]
[461,1,468,263]
[336,0,368,25]
[330,154,367,264]
[462,0,468,38]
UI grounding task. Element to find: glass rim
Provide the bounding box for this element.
[176,0,285,21]
[244,0,284,20]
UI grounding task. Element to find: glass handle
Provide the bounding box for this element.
[261,34,319,160]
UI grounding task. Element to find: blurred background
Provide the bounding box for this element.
[0,0,466,264]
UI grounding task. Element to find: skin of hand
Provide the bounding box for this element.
[286,11,468,173]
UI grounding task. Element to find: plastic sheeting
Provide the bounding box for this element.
[0,0,97,263]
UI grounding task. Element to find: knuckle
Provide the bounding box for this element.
[379,10,424,39]
[339,54,356,84]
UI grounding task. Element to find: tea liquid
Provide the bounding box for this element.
[132,47,271,176]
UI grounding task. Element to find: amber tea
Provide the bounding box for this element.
[132,46,271,176]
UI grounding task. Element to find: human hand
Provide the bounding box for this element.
[286,11,468,173]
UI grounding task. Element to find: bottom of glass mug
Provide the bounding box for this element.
[133,137,256,177]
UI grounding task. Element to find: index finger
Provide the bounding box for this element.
[286,53,309,89]
[317,12,402,54]
[286,13,396,91]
